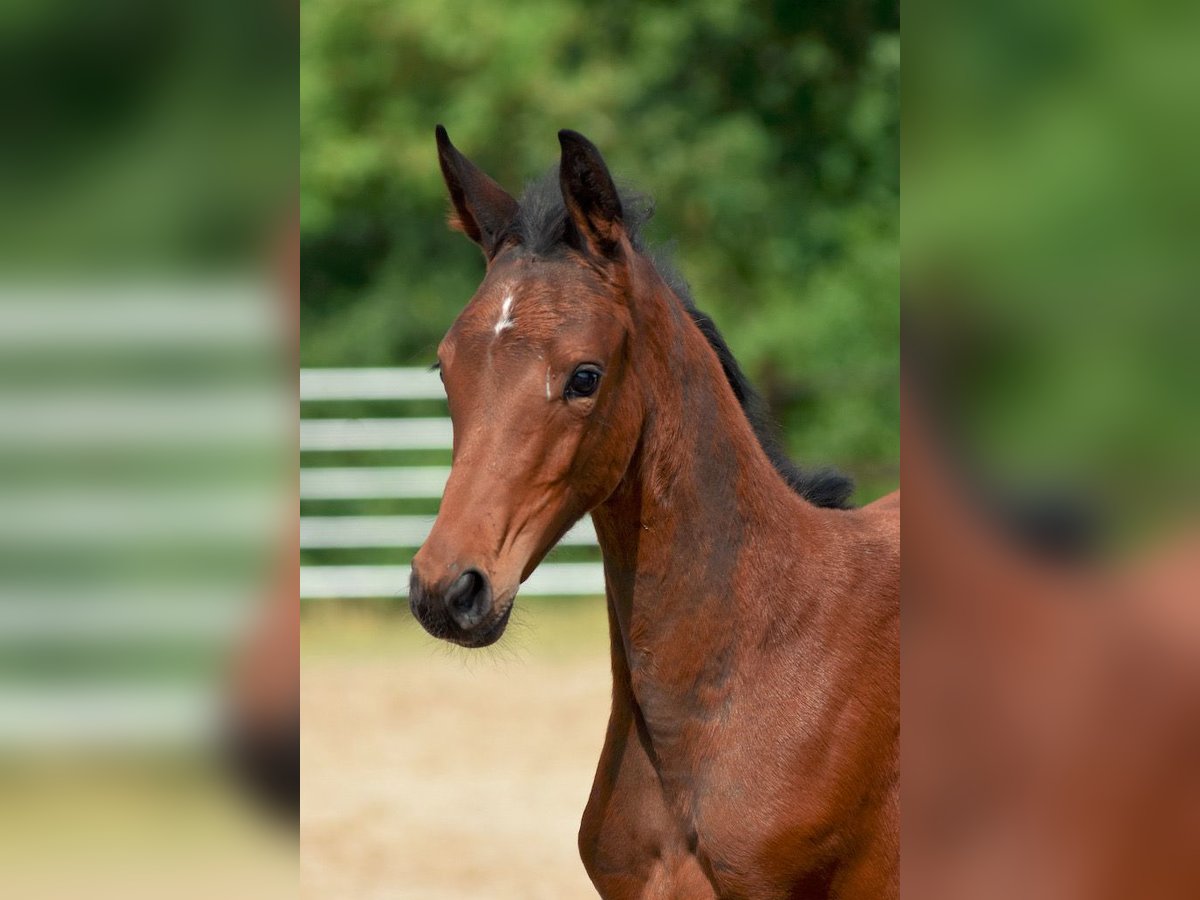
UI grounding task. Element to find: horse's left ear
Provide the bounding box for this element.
[558,130,624,258]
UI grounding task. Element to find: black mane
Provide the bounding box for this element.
[506,171,855,510]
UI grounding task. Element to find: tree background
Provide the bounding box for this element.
[301,0,899,501]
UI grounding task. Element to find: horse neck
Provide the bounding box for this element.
[590,260,824,679]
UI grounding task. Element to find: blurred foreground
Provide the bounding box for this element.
[903,380,1200,900]
[905,0,1200,896]
[0,1,296,896]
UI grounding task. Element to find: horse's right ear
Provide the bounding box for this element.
[435,125,518,256]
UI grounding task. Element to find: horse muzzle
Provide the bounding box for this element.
[408,564,512,647]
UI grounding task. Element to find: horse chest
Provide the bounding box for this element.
[630,681,766,842]
[629,667,726,778]
[626,672,853,894]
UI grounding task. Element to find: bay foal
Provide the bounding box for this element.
[409,127,899,899]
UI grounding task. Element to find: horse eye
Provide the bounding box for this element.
[565,366,601,399]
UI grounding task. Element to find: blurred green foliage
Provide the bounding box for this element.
[0,0,294,270]
[905,0,1200,531]
[301,0,899,499]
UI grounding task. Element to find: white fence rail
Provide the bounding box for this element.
[300,563,607,600]
[0,282,279,748]
[301,515,598,549]
[300,417,454,451]
[299,367,447,401]
[300,367,604,599]
[300,466,450,499]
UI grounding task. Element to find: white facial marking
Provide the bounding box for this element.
[493,292,515,336]
[545,367,552,401]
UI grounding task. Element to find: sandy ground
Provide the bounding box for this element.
[301,601,611,899]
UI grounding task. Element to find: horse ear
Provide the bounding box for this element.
[435,125,519,256]
[558,130,624,257]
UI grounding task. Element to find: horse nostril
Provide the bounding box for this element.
[445,568,490,630]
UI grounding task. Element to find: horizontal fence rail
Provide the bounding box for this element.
[301,367,604,600]
[0,686,221,746]
[301,515,598,549]
[300,367,447,401]
[300,466,451,499]
[0,283,279,749]
[0,595,253,642]
[300,417,454,451]
[300,563,606,599]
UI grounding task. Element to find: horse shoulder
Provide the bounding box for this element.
[861,489,900,541]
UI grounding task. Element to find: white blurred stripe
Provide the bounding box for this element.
[300,418,453,451]
[0,686,220,747]
[300,515,598,548]
[300,562,606,598]
[300,466,450,498]
[0,392,285,446]
[0,281,275,346]
[300,367,444,401]
[0,598,251,642]
[0,491,279,543]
